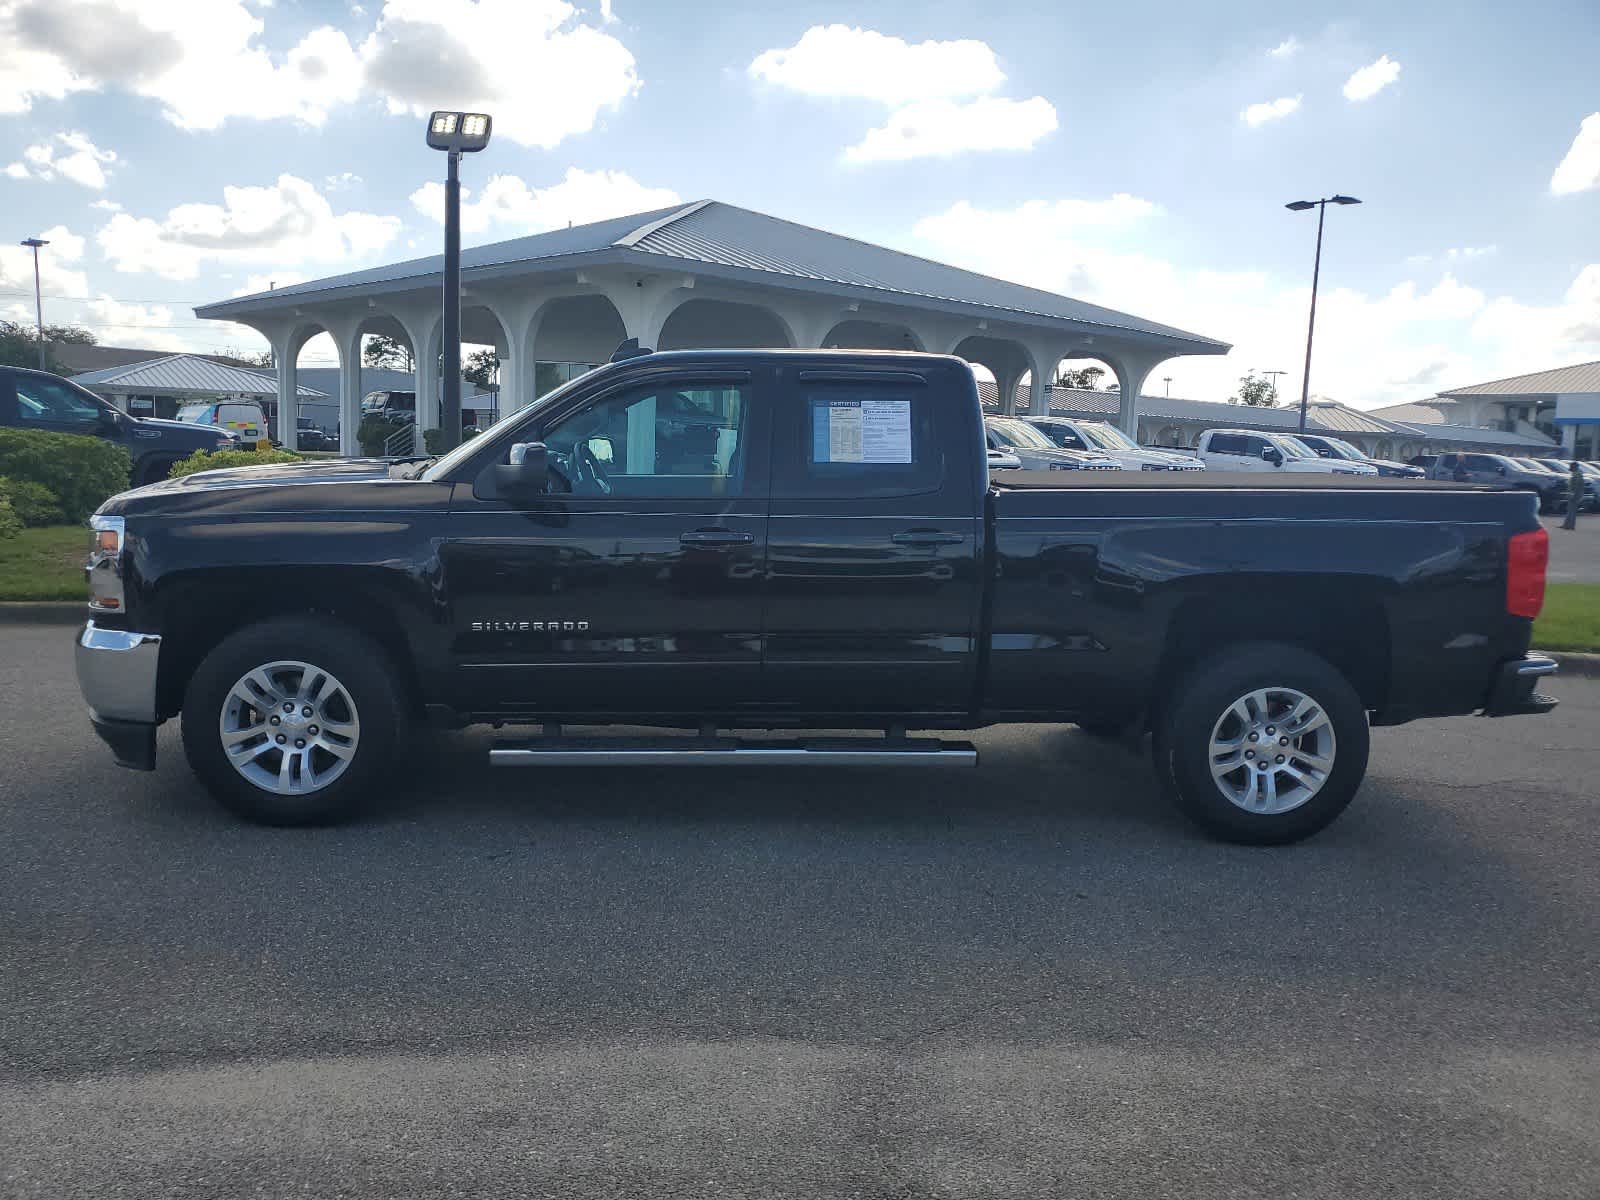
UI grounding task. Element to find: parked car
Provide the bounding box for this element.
[1194,428,1376,475]
[984,416,1120,470]
[1408,455,1438,472]
[1532,458,1600,510]
[295,417,338,452]
[1026,416,1205,470]
[362,390,416,422]
[176,400,269,444]
[2,365,232,485]
[1295,434,1425,478]
[1429,452,1570,513]
[76,348,1558,845]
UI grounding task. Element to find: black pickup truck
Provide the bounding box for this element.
[76,349,1558,843]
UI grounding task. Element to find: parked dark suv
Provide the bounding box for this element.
[1,365,232,485]
[1429,452,1569,513]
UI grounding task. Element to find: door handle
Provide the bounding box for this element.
[891,530,965,547]
[680,528,755,547]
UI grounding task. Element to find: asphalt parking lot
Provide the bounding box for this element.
[3,624,1599,1198]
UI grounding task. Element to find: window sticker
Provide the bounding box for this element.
[811,399,913,464]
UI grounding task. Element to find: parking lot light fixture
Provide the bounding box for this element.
[1285,195,1363,432]
[424,111,493,453]
[20,237,49,370]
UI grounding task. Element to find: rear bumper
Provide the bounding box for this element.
[75,622,162,770]
[1483,654,1560,717]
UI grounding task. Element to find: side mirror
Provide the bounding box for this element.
[1262,447,1283,465]
[488,441,548,497]
[1496,465,1508,476]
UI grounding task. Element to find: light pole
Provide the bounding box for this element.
[19,237,48,370]
[1263,369,1287,406]
[1285,195,1361,432]
[425,111,493,453]
[1163,376,1172,397]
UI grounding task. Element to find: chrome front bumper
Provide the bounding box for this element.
[75,622,162,722]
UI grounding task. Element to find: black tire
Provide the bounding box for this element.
[136,455,178,487]
[1153,641,1370,845]
[181,616,406,825]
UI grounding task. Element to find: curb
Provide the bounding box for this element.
[0,602,84,625]
[1548,651,1600,678]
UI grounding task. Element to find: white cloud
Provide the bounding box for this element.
[749,25,1003,105]
[844,95,1057,163]
[750,25,1053,164]
[360,0,639,148]
[324,171,363,191]
[1343,54,1401,101]
[1551,112,1600,196]
[0,223,90,297]
[410,166,679,235]
[6,130,118,188]
[90,198,122,212]
[1241,95,1301,127]
[0,1,362,128]
[1267,37,1301,57]
[96,175,402,281]
[906,196,1600,409]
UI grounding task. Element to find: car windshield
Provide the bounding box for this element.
[988,419,1056,450]
[1079,422,1137,450]
[176,404,212,422]
[421,369,594,481]
[1275,436,1317,460]
[1324,438,1369,461]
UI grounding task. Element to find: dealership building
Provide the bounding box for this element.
[194,199,1231,455]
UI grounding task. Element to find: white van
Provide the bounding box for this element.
[1195,428,1376,475]
[176,400,268,443]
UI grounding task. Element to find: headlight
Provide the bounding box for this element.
[87,515,126,612]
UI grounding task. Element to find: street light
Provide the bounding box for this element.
[19,237,48,370]
[424,111,493,452]
[1285,195,1361,432]
[1263,369,1287,406]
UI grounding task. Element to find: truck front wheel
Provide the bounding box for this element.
[181,616,406,825]
[1153,642,1370,845]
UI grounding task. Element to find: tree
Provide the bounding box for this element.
[1056,365,1107,390]
[363,333,413,373]
[1232,370,1279,407]
[463,347,499,392]
[0,321,96,371]
[232,348,273,368]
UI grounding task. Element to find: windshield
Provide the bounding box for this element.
[1275,436,1318,460]
[421,369,598,481]
[176,404,213,423]
[987,418,1056,450]
[1079,422,1137,450]
[1324,438,1369,461]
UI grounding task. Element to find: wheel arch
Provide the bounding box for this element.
[1155,578,1392,718]
[154,568,427,720]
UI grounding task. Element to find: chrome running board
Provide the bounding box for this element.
[489,736,977,768]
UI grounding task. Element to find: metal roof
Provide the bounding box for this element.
[1437,359,1600,397]
[1369,401,1454,425]
[196,200,1228,352]
[70,354,326,398]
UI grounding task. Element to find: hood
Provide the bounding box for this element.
[1369,459,1425,477]
[156,457,398,490]
[1114,446,1202,465]
[129,415,231,443]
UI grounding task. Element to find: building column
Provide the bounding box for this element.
[272,327,299,444]
[993,369,1021,416]
[325,317,365,457]
[1109,352,1167,440]
[601,275,695,351]
[1024,342,1064,416]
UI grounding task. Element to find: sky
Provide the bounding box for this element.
[0,0,1597,409]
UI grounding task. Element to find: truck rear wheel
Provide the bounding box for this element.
[181,616,405,825]
[1153,642,1369,845]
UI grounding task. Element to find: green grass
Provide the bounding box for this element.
[1534,583,1600,653]
[0,524,84,601]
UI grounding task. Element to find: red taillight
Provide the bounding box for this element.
[1507,527,1548,619]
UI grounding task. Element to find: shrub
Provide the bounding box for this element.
[0,492,20,541]
[167,448,304,479]
[0,428,131,524]
[0,475,65,526]
[359,415,406,456]
[422,427,444,455]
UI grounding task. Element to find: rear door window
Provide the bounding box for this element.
[776,378,943,499]
[1208,433,1244,455]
